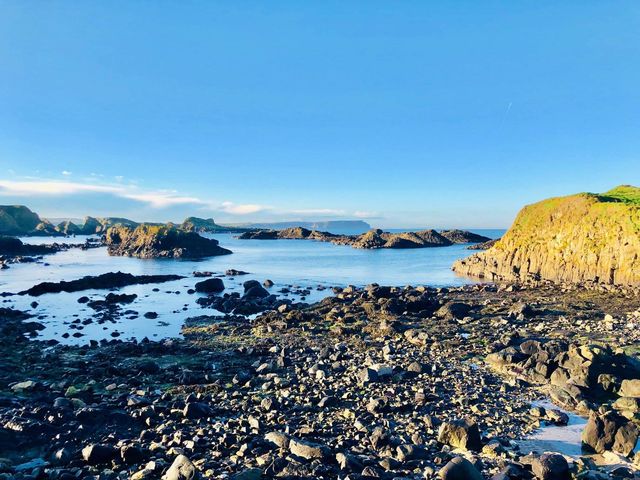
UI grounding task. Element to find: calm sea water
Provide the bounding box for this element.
[1,230,504,344]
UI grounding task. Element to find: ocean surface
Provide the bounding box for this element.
[1,229,504,344]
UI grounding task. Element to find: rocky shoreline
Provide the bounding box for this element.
[1,279,639,479]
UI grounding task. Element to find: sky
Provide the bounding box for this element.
[0,1,639,228]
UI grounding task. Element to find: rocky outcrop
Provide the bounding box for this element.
[439,230,491,244]
[0,236,58,256]
[238,228,479,250]
[0,205,61,236]
[18,271,185,296]
[105,225,232,259]
[179,217,251,234]
[453,185,640,286]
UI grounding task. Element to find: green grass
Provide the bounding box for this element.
[597,185,640,205]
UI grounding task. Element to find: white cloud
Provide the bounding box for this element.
[0,179,206,210]
[220,201,269,215]
[61,170,72,176]
[0,177,372,220]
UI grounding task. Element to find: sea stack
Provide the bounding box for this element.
[105,225,232,259]
[452,185,640,286]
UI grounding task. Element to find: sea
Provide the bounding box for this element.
[1,229,504,344]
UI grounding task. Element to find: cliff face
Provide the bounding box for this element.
[452,186,640,286]
[105,225,232,259]
[0,206,60,236]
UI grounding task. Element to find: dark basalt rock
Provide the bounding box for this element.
[19,271,184,296]
[195,278,225,293]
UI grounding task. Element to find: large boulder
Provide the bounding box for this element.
[581,411,630,454]
[437,419,482,451]
[163,455,199,480]
[438,456,483,480]
[530,453,570,480]
[194,278,225,293]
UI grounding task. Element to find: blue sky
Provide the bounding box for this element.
[0,1,639,228]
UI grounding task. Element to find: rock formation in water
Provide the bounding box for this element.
[238,227,471,249]
[105,225,232,259]
[0,236,58,256]
[452,185,640,286]
[439,229,491,244]
[19,271,185,296]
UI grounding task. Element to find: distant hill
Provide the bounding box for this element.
[179,217,252,233]
[453,185,640,286]
[0,205,60,236]
[228,220,371,235]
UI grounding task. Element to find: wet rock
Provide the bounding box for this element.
[20,271,185,296]
[194,278,225,293]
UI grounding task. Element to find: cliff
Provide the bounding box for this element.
[0,206,60,236]
[452,185,640,286]
[105,225,232,259]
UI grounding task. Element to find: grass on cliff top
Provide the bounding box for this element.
[595,185,640,205]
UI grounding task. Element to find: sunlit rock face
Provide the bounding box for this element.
[453,185,640,286]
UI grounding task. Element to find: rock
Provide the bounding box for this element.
[438,456,483,480]
[231,469,262,480]
[613,422,639,457]
[453,185,640,285]
[121,445,144,465]
[619,379,640,398]
[289,438,329,460]
[19,271,184,296]
[437,419,482,451]
[194,278,225,293]
[163,455,198,480]
[435,302,471,319]
[105,225,232,259]
[265,431,290,449]
[183,402,212,419]
[581,411,625,453]
[531,453,570,480]
[263,279,274,288]
[244,285,269,298]
[81,444,116,465]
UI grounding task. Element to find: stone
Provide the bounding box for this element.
[183,402,212,419]
[265,431,289,449]
[163,455,198,480]
[194,278,225,293]
[438,456,483,480]
[437,419,482,451]
[613,422,639,457]
[82,444,116,465]
[289,438,329,460]
[531,453,570,480]
[581,411,624,453]
[619,379,640,398]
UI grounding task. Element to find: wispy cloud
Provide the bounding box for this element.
[220,201,269,215]
[0,177,373,220]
